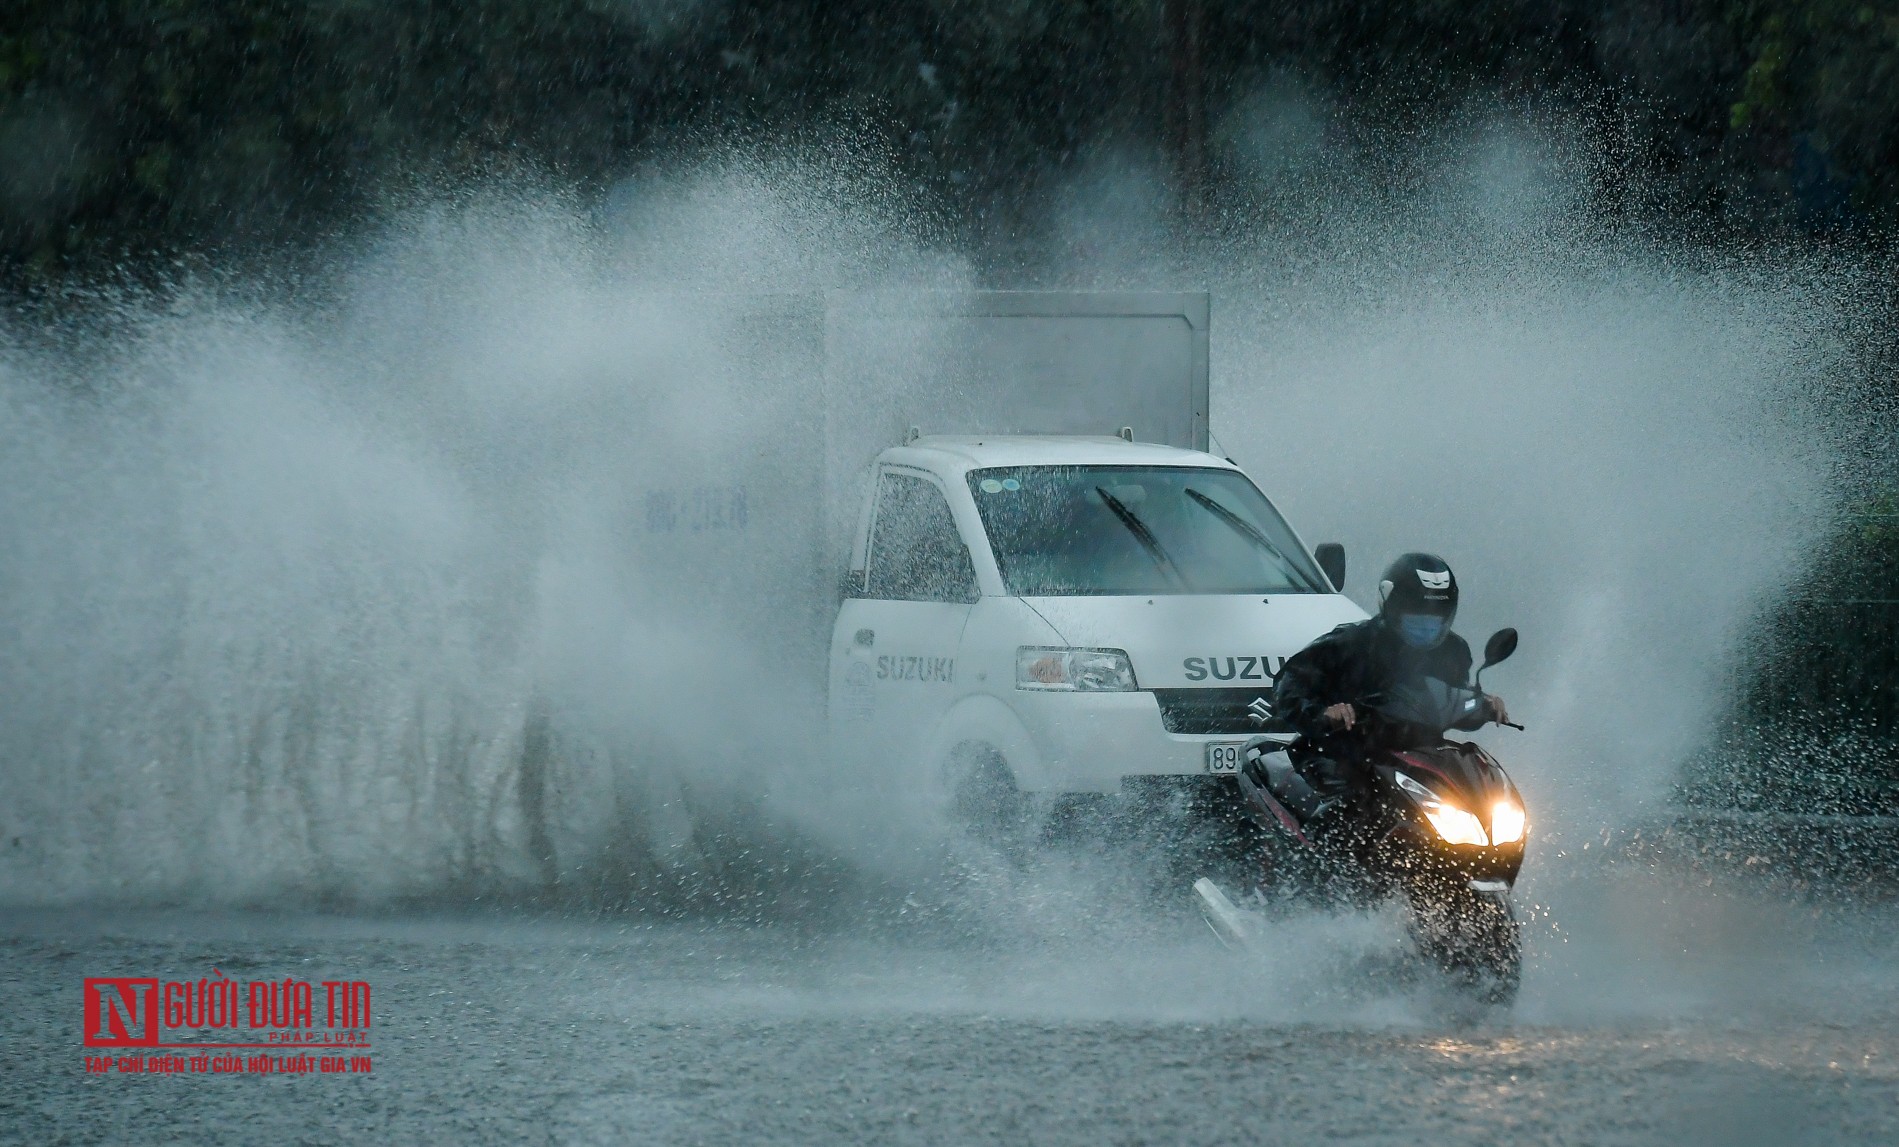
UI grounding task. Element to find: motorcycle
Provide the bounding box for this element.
[1200,627,1528,1002]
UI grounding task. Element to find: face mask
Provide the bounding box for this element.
[1397,613,1448,649]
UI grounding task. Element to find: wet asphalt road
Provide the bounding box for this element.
[5,868,1898,1146]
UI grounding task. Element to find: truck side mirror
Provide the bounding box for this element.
[1314,543,1346,591]
[1481,627,1518,669]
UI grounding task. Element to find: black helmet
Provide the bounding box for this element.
[1378,552,1457,648]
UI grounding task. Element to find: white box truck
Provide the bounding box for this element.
[633,291,1366,818]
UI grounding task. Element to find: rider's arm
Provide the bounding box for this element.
[1449,693,1510,730]
[1272,626,1359,737]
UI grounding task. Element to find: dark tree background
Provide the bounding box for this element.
[2,1,1895,286]
[4,0,1897,809]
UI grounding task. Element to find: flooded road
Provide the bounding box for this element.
[7,862,1897,1146]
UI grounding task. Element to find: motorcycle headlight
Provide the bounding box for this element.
[1490,800,1526,845]
[1393,772,1490,846]
[1424,805,1490,847]
[1016,647,1138,691]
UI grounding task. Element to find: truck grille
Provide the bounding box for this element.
[1150,688,1289,735]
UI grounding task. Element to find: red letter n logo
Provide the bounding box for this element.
[84,979,160,1047]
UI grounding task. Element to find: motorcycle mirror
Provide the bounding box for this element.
[1314,543,1346,591]
[1481,628,1519,669]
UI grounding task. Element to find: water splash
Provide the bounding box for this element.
[0,126,1879,914]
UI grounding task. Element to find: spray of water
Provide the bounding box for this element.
[1040,113,1868,838]
[982,116,1885,1026]
[0,160,970,908]
[0,118,1878,944]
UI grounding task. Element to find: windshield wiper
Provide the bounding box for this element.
[1184,487,1322,591]
[1095,487,1190,589]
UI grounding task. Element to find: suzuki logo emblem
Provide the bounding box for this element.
[1247,696,1273,725]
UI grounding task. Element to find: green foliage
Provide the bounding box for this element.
[1,0,1897,285]
[1695,494,1899,813]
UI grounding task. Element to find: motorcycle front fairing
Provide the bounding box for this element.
[1379,743,1527,886]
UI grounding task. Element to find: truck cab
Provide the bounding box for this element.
[828,434,1367,795]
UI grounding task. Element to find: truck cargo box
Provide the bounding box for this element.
[622,291,1210,714]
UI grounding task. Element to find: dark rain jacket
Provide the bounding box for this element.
[1272,616,1476,757]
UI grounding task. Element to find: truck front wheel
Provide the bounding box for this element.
[943,743,1031,858]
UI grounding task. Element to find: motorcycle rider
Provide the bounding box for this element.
[1271,552,1508,806]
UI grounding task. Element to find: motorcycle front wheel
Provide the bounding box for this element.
[1404,881,1522,1005]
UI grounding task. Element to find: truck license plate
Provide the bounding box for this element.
[1206,742,1244,775]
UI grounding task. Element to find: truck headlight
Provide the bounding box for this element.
[1490,800,1526,845]
[1016,647,1138,691]
[1394,772,1489,846]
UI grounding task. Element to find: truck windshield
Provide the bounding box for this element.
[966,466,1331,596]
